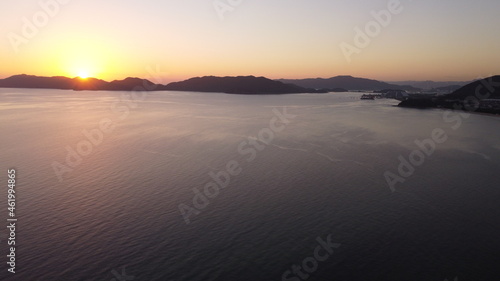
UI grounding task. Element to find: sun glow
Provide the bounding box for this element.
[78,71,90,79]
[51,40,110,80]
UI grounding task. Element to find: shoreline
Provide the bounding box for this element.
[397,103,500,118]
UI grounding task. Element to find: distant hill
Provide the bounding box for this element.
[162,76,324,94]
[399,75,500,114]
[388,80,470,90]
[0,74,156,91]
[106,77,158,91]
[444,76,500,100]
[429,85,463,93]
[0,74,324,94]
[0,74,76,89]
[277,76,419,91]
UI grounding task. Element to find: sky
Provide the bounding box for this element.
[1,0,500,83]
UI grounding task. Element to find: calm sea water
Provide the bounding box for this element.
[1,89,499,281]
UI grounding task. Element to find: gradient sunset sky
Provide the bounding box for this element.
[2,0,500,83]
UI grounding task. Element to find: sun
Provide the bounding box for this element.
[57,43,109,80]
[78,71,90,79]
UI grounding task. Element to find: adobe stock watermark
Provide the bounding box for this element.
[339,0,410,63]
[384,76,498,192]
[280,234,341,281]
[8,0,72,54]
[51,65,168,182]
[213,0,243,21]
[178,107,296,224]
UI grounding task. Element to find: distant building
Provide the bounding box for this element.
[379,90,409,100]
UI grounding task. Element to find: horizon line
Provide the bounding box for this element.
[0,73,485,84]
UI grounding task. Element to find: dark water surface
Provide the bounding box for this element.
[1,89,499,281]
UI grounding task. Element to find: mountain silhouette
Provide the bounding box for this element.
[443,76,500,100]
[106,77,157,91]
[0,74,156,91]
[0,74,324,94]
[399,75,500,114]
[0,74,76,89]
[277,75,419,91]
[162,76,324,94]
[388,80,470,90]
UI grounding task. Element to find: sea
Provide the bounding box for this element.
[0,88,499,281]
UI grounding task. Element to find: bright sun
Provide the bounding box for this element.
[78,71,89,79]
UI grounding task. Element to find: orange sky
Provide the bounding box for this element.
[1,0,500,83]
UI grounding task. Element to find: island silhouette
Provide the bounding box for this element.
[1,74,499,114]
[0,74,422,93]
[0,74,327,94]
[278,75,418,92]
[399,76,500,114]
[0,74,429,93]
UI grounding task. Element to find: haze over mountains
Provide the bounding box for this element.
[0,74,489,97]
[388,80,471,90]
[277,76,419,91]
